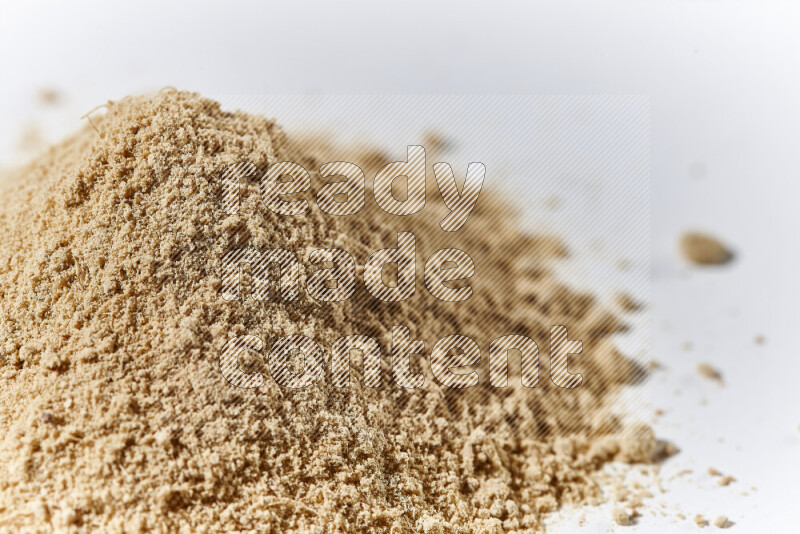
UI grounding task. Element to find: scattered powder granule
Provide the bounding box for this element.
[661,441,680,458]
[615,292,642,312]
[707,468,735,486]
[612,508,631,526]
[616,258,632,271]
[37,87,62,106]
[680,232,734,265]
[697,363,724,385]
[717,476,735,487]
[0,90,657,533]
[754,335,765,345]
[713,516,731,528]
[16,123,46,153]
[695,514,709,527]
[669,469,693,481]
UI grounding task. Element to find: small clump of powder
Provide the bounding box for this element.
[697,363,725,385]
[0,90,656,532]
[680,232,734,266]
[717,476,736,487]
[713,515,731,528]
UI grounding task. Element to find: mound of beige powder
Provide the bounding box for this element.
[0,90,654,533]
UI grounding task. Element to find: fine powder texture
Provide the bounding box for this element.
[0,91,652,533]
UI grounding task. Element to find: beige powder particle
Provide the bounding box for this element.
[697,363,724,385]
[713,515,731,528]
[615,292,643,312]
[612,508,631,526]
[707,468,735,486]
[680,232,733,265]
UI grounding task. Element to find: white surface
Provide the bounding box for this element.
[2,1,799,531]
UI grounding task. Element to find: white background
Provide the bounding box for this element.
[1,1,799,531]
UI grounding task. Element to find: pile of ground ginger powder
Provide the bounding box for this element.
[0,90,655,533]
